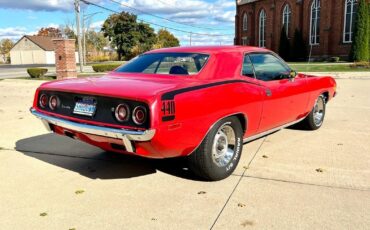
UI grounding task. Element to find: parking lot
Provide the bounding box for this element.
[0,74,369,229]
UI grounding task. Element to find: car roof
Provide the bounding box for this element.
[146,45,270,54]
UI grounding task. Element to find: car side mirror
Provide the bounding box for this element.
[289,70,297,79]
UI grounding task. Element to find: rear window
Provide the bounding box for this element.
[115,53,210,76]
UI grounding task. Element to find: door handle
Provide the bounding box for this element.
[265,89,272,97]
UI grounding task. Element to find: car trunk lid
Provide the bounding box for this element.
[39,73,202,103]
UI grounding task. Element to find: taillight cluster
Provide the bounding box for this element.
[114,103,147,125]
[39,94,59,110]
[38,91,149,128]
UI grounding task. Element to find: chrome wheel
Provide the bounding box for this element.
[313,96,325,126]
[212,124,236,167]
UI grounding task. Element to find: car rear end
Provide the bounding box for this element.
[31,88,156,155]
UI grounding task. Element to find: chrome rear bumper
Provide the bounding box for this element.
[30,108,155,153]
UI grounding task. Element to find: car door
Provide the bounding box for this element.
[248,53,309,132]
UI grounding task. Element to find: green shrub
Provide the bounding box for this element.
[292,29,308,61]
[278,25,291,61]
[89,55,110,62]
[350,61,370,68]
[27,68,48,78]
[329,57,340,62]
[351,0,370,61]
[92,63,122,72]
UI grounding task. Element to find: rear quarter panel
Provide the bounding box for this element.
[304,75,337,111]
[136,81,265,158]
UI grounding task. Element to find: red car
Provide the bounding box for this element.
[31,46,336,180]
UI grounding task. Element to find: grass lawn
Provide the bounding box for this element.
[288,63,369,72]
[15,76,57,80]
[86,61,125,66]
[14,73,105,81]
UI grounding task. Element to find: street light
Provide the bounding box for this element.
[82,11,102,65]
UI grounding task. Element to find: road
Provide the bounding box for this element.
[0,65,94,79]
[0,75,369,229]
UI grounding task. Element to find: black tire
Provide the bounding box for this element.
[300,95,326,130]
[187,116,243,181]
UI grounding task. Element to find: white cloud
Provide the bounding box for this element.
[178,33,234,46]
[121,0,209,15]
[46,23,60,28]
[0,23,62,41]
[0,27,30,40]
[0,0,236,45]
[120,0,235,25]
[90,20,104,30]
[214,10,235,23]
[0,0,102,11]
[119,0,236,45]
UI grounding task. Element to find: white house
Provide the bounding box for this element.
[10,36,79,65]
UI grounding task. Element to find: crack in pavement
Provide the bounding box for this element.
[209,137,267,230]
[242,175,370,192]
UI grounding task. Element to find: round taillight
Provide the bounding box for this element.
[132,106,147,125]
[115,104,130,122]
[39,94,48,108]
[49,95,58,110]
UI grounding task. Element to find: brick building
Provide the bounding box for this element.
[235,0,360,60]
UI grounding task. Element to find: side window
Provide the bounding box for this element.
[143,61,160,73]
[156,56,198,75]
[242,55,255,78]
[249,53,290,81]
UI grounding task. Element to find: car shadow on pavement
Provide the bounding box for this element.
[15,134,198,181]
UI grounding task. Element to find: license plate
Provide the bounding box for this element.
[73,97,97,117]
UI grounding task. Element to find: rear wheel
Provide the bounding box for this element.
[300,95,326,130]
[187,117,243,181]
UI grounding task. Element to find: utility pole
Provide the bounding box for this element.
[75,0,84,72]
[82,10,86,66]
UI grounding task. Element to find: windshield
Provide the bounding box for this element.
[115,53,210,76]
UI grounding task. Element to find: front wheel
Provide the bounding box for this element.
[300,95,326,130]
[187,116,243,181]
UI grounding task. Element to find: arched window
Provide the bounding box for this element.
[282,4,291,36]
[243,13,248,31]
[259,10,266,47]
[343,0,358,43]
[310,0,320,45]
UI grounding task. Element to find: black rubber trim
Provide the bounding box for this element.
[162,115,175,121]
[161,80,259,100]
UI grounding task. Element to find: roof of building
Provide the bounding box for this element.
[13,35,56,51]
[146,45,269,54]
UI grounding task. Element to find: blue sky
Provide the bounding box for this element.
[0,0,236,46]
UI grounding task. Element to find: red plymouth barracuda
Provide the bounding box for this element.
[31,46,336,180]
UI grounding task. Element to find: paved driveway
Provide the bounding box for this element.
[0,76,369,229]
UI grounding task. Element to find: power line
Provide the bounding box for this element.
[108,0,229,31]
[80,0,234,37]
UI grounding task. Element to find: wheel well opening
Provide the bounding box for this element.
[322,92,329,103]
[234,114,247,134]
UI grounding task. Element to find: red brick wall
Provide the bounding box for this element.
[254,1,273,49]
[235,0,357,59]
